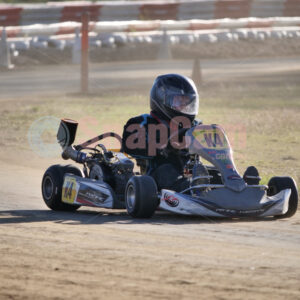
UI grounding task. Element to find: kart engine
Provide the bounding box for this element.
[87,148,134,196]
[61,144,134,197]
[57,118,134,197]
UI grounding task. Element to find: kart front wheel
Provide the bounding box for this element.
[267,176,298,219]
[125,175,158,218]
[42,164,82,211]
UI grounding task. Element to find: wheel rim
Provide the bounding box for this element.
[43,175,54,200]
[126,185,136,210]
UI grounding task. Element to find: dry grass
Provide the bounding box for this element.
[0,82,299,184]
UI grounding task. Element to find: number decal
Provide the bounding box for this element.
[193,127,228,150]
[62,176,78,204]
[64,181,74,199]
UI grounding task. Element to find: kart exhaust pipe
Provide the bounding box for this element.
[62,145,86,163]
[57,118,78,148]
[57,118,86,163]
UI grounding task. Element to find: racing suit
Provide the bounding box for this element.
[122,111,199,191]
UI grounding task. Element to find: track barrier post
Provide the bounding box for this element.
[191,57,202,87]
[158,29,172,60]
[0,28,14,70]
[81,12,89,94]
[72,27,81,64]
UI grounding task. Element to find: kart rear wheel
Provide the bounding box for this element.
[267,176,298,219]
[125,175,158,218]
[42,164,82,211]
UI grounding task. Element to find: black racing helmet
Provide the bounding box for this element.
[150,74,199,122]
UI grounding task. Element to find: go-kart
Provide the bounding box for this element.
[41,119,298,219]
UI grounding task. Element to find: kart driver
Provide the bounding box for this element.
[122,74,200,191]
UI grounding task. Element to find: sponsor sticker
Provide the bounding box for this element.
[164,193,179,207]
[75,182,110,206]
[216,208,264,215]
[77,187,109,205]
[227,175,242,181]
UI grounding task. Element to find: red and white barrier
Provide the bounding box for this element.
[1,0,300,26]
[0,7,22,26]
[1,17,300,38]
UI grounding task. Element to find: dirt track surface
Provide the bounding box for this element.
[0,159,300,299]
[1,57,300,299]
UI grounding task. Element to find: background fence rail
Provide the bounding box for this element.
[1,0,300,26]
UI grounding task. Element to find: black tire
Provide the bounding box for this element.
[125,175,158,218]
[267,176,298,219]
[41,164,82,211]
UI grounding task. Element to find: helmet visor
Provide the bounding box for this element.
[166,93,199,116]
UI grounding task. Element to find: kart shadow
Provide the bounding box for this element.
[0,209,276,226]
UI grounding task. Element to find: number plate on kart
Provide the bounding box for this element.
[192,125,229,150]
[62,175,79,204]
